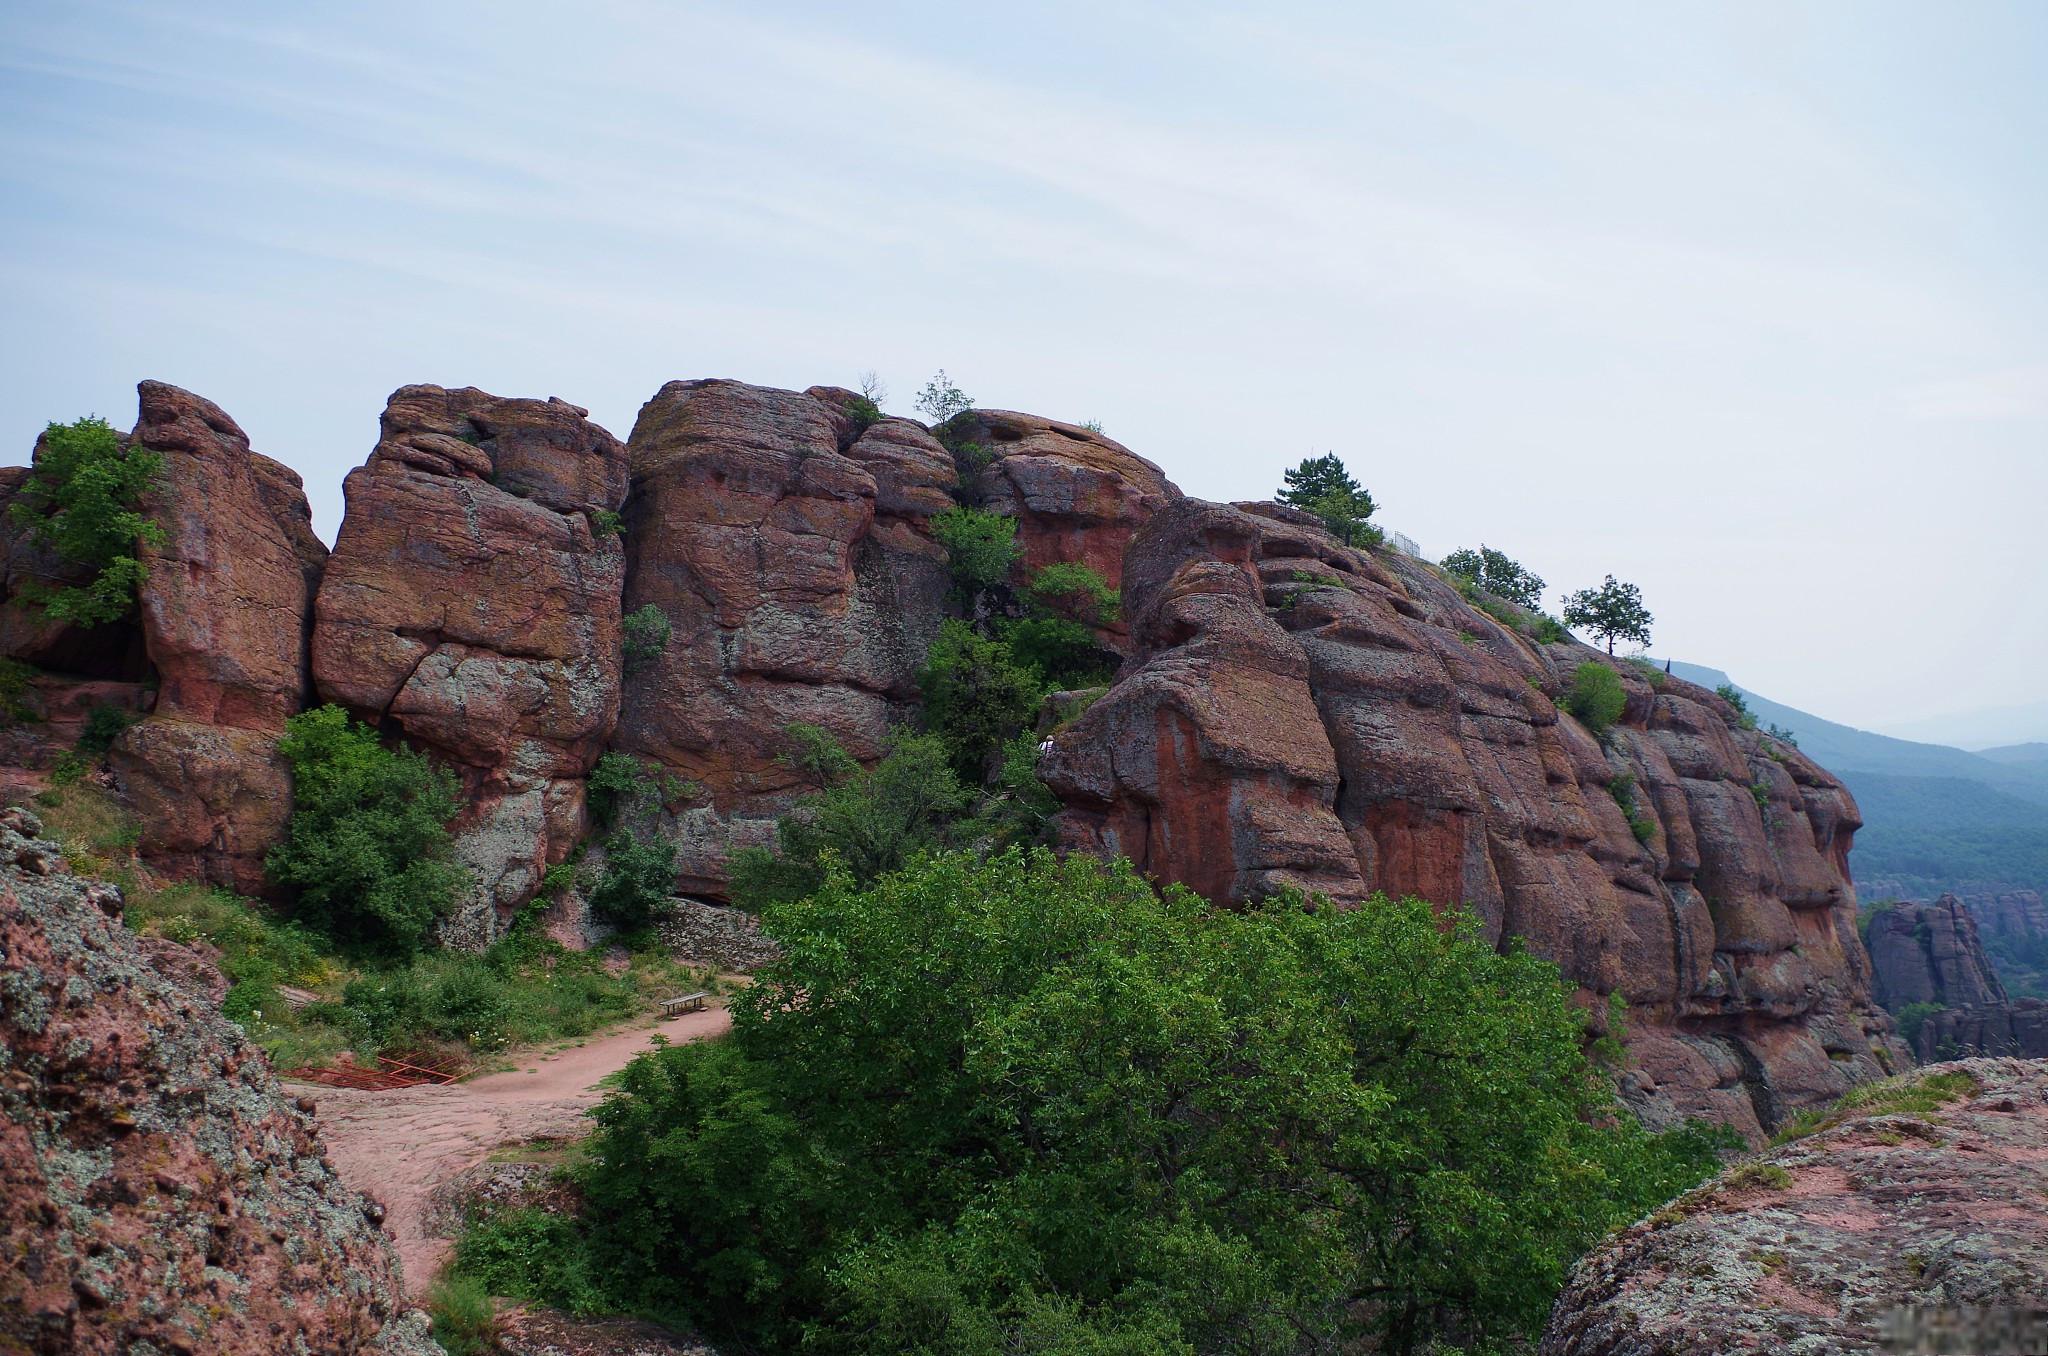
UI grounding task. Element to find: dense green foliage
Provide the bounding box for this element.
[729,728,976,911]
[1561,575,1653,655]
[1564,661,1627,738]
[1277,452,1379,548]
[918,618,1044,779]
[586,832,677,930]
[1022,561,1119,626]
[456,1206,605,1315]
[427,1274,499,1356]
[266,704,467,954]
[930,506,1022,596]
[1714,683,1759,730]
[622,603,673,674]
[1442,545,1545,610]
[1606,772,1658,844]
[584,751,649,831]
[1892,1000,1944,1048]
[10,415,166,625]
[552,851,1723,1354]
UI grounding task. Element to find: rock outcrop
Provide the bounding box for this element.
[0,807,433,1354]
[312,386,629,946]
[612,380,955,896]
[1541,1060,2048,1356]
[1865,895,2008,1011]
[1043,498,1900,1140]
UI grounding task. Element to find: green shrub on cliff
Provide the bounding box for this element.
[918,618,1042,779]
[558,850,1723,1354]
[10,415,166,626]
[1565,661,1627,738]
[930,506,1020,596]
[1278,451,1380,548]
[266,704,467,954]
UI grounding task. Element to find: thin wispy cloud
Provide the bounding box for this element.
[1,0,2043,733]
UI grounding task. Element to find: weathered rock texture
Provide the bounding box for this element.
[1541,1059,2048,1356]
[313,385,629,946]
[0,807,434,1355]
[1043,499,1900,1139]
[613,380,956,896]
[1865,895,2008,1011]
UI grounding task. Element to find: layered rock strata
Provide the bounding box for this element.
[1042,498,1900,1139]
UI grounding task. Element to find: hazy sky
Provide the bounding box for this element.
[2,1,2043,737]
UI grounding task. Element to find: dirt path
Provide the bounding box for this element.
[299,1007,731,1292]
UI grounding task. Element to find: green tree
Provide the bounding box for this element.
[930,506,1021,597]
[918,618,1043,779]
[1562,575,1654,655]
[576,850,1725,1354]
[1277,452,1378,548]
[728,729,974,911]
[1442,544,1546,610]
[914,370,974,426]
[1021,562,1118,627]
[266,705,468,954]
[10,415,166,626]
[586,831,676,931]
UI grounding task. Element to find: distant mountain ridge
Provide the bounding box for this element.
[1665,662,2048,908]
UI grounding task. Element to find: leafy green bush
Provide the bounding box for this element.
[456,1206,606,1316]
[1021,562,1118,627]
[997,615,1108,690]
[729,728,973,912]
[918,619,1042,779]
[76,703,136,756]
[586,831,676,930]
[621,604,672,675]
[1277,452,1378,548]
[427,1273,499,1356]
[1764,722,1800,748]
[589,508,624,538]
[1893,1000,1944,1048]
[1531,614,1570,644]
[266,704,468,954]
[1564,662,1627,737]
[929,506,1020,596]
[0,659,39,726]
[573,850,1725,1354]
[585,752,650,831]
[9,415,166,625]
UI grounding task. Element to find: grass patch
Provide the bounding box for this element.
[451,1205,606,1316]
[427,1273,500,1356]
[1769,1069,1979,1146]
[1724,1161,1792,1191]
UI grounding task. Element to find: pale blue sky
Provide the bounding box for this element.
[2,1,2043,735]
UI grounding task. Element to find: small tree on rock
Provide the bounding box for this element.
[914,370,973,426]
[1442,545,1546,610]
[1278,452,1378,547]
[11,415,166,626]
[1562,575,1654,655]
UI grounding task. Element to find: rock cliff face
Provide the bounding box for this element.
[1865,896,2008,1010]
[313,386,629,945]
[0,807,433,1355]
[0,376,1902,1135]
[1042,498,1899,1139]
[1541,1060,2048,1356]
[1862,894,2048,1059]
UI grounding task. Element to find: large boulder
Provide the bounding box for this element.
[0,807,434,1355]
[1542,1060,2048,1356]
[612,380,954,898]
[1044,499,1901,1139]
[312,386,630,946]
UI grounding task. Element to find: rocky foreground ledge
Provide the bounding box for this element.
[0,808,434,1354]
[1542,1057,2048,1355]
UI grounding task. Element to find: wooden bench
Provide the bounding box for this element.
[659,991,710,1018]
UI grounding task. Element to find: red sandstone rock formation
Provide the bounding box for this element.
[611,380,955,896]
[1541,1059,2048,1355]
[312,386,628,946]
[0,806,433,1355]
[1865,895,2008,1011]
[1043,497,1900,1139]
